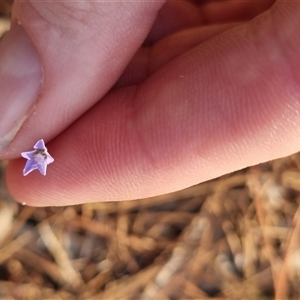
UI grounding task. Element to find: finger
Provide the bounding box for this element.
[200,0,275,23]
[0,0,164,156]
[117,0,274,88]
[7,1,300,206]
[145,0,274,46]
[115,22,242,88]
[145,0,200,45]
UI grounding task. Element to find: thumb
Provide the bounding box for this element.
[0,1,164,155]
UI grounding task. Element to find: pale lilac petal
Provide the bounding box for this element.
[23,160,38,176]
[37,163,47,176]
[34,139,46,150]
[46,154,54,164]
[21,150,35,160]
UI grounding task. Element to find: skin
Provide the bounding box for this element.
[2,0,300,206]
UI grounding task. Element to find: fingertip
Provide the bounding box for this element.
[0,1,166,159]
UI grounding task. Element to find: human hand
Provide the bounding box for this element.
[1,0,300,206]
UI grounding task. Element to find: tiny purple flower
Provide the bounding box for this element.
[21,139,54,176]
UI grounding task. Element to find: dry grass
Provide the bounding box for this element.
[2,7,300,299]
[3,155,300,299]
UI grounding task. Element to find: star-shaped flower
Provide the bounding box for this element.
[21,139,54,176]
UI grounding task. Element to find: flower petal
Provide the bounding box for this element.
[37,162,47,176]
[21,150,35,160]
[34,139,46,150]
[46,154,54,164]
[23,160,38,176]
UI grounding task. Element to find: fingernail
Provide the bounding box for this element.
[0,20,42,150]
